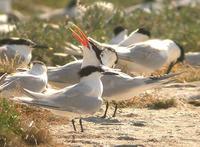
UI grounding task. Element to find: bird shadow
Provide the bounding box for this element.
[83,116,122,125]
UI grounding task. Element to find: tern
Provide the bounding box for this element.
[13,26,115,132]
[38,0,86,21]
[47,24,180,118]
[110,26,151,46]
[100,71,180,118]
[15,65,117,132]
[48,57,180,118]
[118,27,151,47]
[109,26,128,45]
[89,38,185,74]
[48,24,118,87]
[0,38,48,67]
[0,61,47,97]
[48,47,117,88]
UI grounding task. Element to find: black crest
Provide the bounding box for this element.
[137,28,151,37]
[78,66,104,77]
[113,26,126,36]
[0,38,36,46]
[174,41,185,63]
[89,41,103,64]
[67,0,78,8]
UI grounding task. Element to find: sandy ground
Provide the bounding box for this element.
[48,84,200,147]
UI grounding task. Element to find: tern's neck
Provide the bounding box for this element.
[81,49,100,68]
[80,72,103,97]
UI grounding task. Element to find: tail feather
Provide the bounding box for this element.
[145,72,183,84]
[0,73,8,83]
[13,96,59,110]
[0,78,20,92]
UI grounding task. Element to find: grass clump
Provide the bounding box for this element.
[148,98,177,109]
[0,98,23,146]
[0,98,53,146]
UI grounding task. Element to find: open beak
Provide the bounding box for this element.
[69,24,89,48]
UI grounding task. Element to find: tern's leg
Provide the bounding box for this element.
[72,119,76,132]
[101,101,109,118]
[79,118,84,132]
[112,104,118,117]
[166,62,175,74]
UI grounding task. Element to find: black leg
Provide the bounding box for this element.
[79,118,84,132]
[166,62,175,74]
[101,101,109,118]
[112,104,118,117]
[72,119,76,132]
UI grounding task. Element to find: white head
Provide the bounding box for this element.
[69,25,118,68]
[100,47,118,68]
[29,61,47,75]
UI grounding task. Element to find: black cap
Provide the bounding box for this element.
[137,28,151,37]
[0,38,36,46]
[113,26,126,36]
[66,0,79,8]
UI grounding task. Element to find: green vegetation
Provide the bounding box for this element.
[0,98,52,146]
[0,0,198,67]
[0,98,22,146]
[0,0,199,146]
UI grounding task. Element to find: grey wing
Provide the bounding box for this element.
[118,44,167,69]
[55,83,102,113]
[47,60,81,86]
[102,74,141,97]
[1,74,46,92]
[23,83,102,114]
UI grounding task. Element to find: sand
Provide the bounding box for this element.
[48,83,200,146]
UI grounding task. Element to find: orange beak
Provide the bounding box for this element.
[69,24,89,48]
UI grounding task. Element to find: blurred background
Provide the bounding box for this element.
[0,0,199,65]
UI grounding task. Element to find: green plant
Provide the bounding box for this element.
[0,98,22,135]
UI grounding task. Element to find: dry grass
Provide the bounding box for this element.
[172,64,200,82]
[0,98,66,146]
[0,55,28,74]
[142,63,200,83]
[116,91,177,110]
